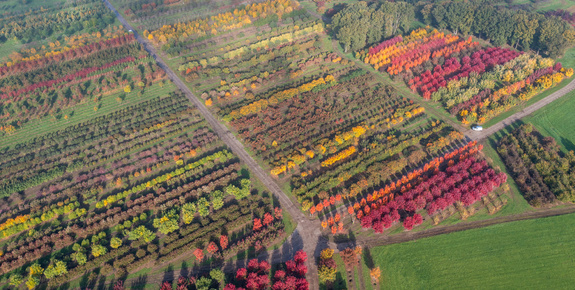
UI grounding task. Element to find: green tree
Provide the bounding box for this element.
[331,1,414,52]
[91,244,107,257]
[431,4,447,29]
[211,190,225,210]
[181,202,197,224]
[110,237,123,249]
[128,225,156,243]
[318,265,337,283]
[197,197,210,217]
[537,17,575,58]
[26,263,44,289]
[9,274,23,286]
[195,276,213,290]
[512,11,539,50]
[153,209,180,234]
[28,263,43,276]
[44,260,67,279]
[444,3,474,35]
[210,269,225,285]
[25,276,40,290]
[73,252,87,265]
[379,1,414,37]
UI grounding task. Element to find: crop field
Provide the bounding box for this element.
[0,0,66,13]
[535,0,575,11]
[0,1,289,289]
[368,212,575,289]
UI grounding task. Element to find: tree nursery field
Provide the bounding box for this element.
[3,0,575,288]
[0,1,291,289]
[134,0,536,241]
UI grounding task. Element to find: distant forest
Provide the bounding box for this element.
[331,0,575,58]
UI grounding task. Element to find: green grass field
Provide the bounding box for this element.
[523,89,575,152]
[368,212,575,289]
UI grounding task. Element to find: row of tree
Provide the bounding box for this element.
[497,124,575,206]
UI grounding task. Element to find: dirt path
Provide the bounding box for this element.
[103,0,323,288]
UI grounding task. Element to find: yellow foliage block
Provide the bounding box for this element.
[321,146,356,167]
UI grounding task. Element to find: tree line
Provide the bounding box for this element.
[331,1,575,58]
[421,2,575,57]
[331,1,414,52]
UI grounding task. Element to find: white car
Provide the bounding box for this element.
[471,125,483,131]
[128,30,133,33]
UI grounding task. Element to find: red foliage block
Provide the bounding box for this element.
[263,212,274,226]
[236,268,248,280]
[193,248,204,262]
[409,47,521,97]
[259,260,271,274]
[160,281,172,290]
[253,218,263,231]
[248,259,260,272]
[294,250,307,265]
[177,276,188,287]
[220,235,229,250]
[356,142,505,233]
[207,241,218,255]
[113,280,125,290]
[274,207,283,220]
[225,252,309,290]
[274,270,286,281]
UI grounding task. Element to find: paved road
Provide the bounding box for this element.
[466,77,575,140]
[102,0,323,288]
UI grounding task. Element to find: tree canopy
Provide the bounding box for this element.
[421,2,575,57]
[331,1,415,52]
